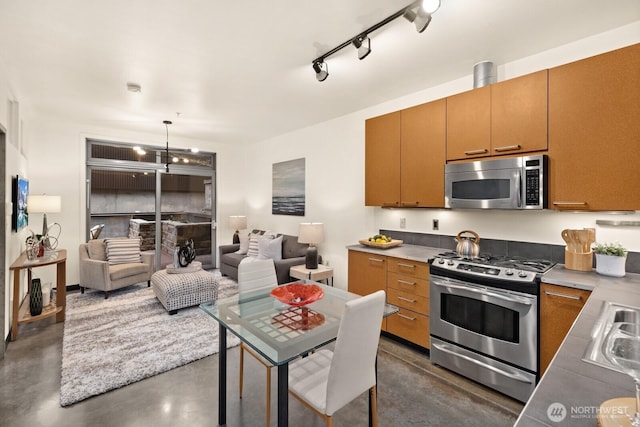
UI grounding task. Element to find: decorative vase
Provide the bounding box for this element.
[595,254,626,277]
[30,278,43,316]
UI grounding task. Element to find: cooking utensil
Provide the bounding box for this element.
[455,230,480,257]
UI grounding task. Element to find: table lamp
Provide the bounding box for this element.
[27,194,62,250]
[298,222,324,269]
[229,215,247,244]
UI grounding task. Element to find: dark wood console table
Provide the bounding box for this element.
[9,249,67,341]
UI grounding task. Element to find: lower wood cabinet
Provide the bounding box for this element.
[539,282,591,376]
[348,249,430,348]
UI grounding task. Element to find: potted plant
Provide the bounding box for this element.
[593,242,627,277]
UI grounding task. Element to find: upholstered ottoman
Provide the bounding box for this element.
[151,263,218,314]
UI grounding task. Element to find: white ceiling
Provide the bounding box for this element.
[0,0,638,145]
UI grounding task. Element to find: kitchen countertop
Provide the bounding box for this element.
[516,268,640,426]
[346,243,444,264]
[349,242,640,426]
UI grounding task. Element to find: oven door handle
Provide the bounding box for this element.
[432,281,533,306]
[432,342,534,384]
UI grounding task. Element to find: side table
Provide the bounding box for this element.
[9,249,67,341]
[289,264,333,286]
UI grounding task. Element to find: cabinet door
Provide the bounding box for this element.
[400,99,446,207]
[386,308,430,349]
[549,43,640,211]
[347,250,387,297]
[491,70,548,155]
[446,86,491,161]
[365,111,401,206]
[540,283,591,376]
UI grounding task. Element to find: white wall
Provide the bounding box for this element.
[244,22,640,290]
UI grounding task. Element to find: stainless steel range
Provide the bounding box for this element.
[429,252,554,402]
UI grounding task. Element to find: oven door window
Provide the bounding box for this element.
[441,294,519,343]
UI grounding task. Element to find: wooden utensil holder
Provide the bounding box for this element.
[565,249,593,271]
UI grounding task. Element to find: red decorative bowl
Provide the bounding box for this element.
[270,282,324,307]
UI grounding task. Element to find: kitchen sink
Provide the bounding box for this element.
[582,302,640,372]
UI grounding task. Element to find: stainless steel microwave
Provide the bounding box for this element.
[445,155,548,209]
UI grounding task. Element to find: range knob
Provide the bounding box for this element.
[505,269,514,276]
[518,271,528,278]
[438,258,445,264]
[447,260,455,266]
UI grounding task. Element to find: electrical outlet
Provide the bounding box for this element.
[433,219,439,230]
[400,217,406,228]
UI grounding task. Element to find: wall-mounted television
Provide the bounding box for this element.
[12,175,28,231]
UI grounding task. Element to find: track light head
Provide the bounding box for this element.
[403,8,432,33]
[421,0,441,15]
[352,34,371,60]
[313,59,329,82]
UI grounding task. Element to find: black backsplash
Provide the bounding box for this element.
[379,229,640,274]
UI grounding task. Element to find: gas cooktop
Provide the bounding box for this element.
[430,252,555,287]
[435,252,555,274]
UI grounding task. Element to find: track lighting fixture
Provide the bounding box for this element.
[311,0,441,81]
[313,59,329,82]
[352,34,371,60]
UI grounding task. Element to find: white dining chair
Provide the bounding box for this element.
[288,290,386,427]
[237,258,279,427]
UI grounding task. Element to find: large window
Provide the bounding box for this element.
[86,139,216,270]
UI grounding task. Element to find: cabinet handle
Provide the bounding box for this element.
[368,257,384,263]
[383,202,399,207]
[544,290,582,300]
[494,144,522,152]
[397,296,416,303]
[401,201,419,206]
[464,148,488,155]
[397,279,416,286]
[397,263,416,268]
[552,201,588,206]
[397,313,416,321]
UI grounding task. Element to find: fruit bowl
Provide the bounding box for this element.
[270,282,324,307]
[358,239,403,249]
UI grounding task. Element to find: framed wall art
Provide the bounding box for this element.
[12,175,28,231]
[272,158,305,216]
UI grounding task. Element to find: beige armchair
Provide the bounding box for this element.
[79,238,154,299]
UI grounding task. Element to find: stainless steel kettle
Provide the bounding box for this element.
[455,230,480,257]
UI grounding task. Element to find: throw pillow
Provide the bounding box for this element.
[105,238,142,265]
[235,231,250,255]
[247,232,265,258]
[87,239,107,260]
[258,235,283,261]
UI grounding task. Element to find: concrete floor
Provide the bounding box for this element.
[0,299,523,426]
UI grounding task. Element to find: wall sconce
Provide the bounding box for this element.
[298,223,324,269]
[229,215,247,244]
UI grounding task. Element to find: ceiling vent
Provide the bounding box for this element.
[473,61,495,88]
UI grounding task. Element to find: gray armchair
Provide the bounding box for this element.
[79,239,155,298]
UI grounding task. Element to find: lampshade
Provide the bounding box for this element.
[298,223,324,245]
[229,215,247,230]
[27,195,62,213]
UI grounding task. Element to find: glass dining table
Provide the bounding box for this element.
[200,281,397,427]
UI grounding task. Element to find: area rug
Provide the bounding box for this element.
[60,275,240,406]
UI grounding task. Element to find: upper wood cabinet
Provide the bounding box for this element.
[548,43,640,211]
[446,85,491,160]
[365,99,446,207]
[365,111,401,207]
[446,70,548,161]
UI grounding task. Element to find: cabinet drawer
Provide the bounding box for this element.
[387,288,429,315]
[387,258,429,278]
[387,272,429,297]
[386,308,430,348]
